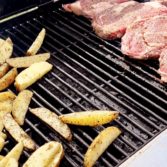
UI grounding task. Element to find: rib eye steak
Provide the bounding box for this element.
[62,0,129,19]
[121,15,167,59]
[92,1,167,39]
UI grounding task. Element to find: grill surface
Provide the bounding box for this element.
[1,1,167,166]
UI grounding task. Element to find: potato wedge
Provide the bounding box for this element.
[0,109,11,132]
[0,155,4,161]
[14,62,52,91]
[0,63,9,79]
[0,132,7,140]
[0,123,3,133]
[0,68,18,91]
[0,38,13,65]
[0,39,5,47]
[0,100,13,113]
[30,108,72,141]
[5,158,18,167]
[59,111,119,126]
[0,136,5,152]
[0,124,3,134]
[6,53,50,68]
[0,142,23,167]
[12,90,33,125]
[3,113,36,150]
[0,109,12,133]
[26,28,46,56]
[0,91,15,102]
[48,143,64,167]
[23,141,63,167]
[0,129,7,152]
[84,126,121,167]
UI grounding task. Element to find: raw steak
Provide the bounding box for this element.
[62,0,129,19]
[151,0,167,6]
[121,15,167,59]
[92,1,167,39]
[158,49,167,82]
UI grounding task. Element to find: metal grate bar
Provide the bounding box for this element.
[53,9,167,93]
[34,15,167,114]
[5,27,162,144]
[35,83,128,162]
[20,20,166,122]
[13,22,166,128]
[29,98,83,167]
[32,91,118,166]
[49,12,167,97]
[8,31,123,163]
[49,69,139,150]
[11,38,134,165]
[5,27,167,167]
[7,28,151,144]
[0,4,167,166]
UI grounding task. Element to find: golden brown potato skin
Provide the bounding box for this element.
[30,107,72,141]
[0,142,23,167]
[0,68,18,91]
[0,91,16,102]
[26,28,46,56]
[48,143,64,167]
[84,126,121,167]
[0,136,5,152]
[23,141,64,167]
[6,53,50,68]
[59,110,119,126]
[5,158,18,167]
[0,63,9,79]
[14,62,52,91]
[0,38,13,65]
[3,113,36,150]
[12,90,33,125]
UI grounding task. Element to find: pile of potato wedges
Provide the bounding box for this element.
[0,28,121,167]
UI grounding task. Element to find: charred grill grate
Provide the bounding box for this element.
[1,1,167,166]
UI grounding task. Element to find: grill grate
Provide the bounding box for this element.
[0,1,167,166]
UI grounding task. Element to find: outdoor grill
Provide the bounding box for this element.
[0,0,167,166]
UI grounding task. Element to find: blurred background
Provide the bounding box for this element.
[0,0,51,19]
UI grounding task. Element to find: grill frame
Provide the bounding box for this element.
[0,1,167,166]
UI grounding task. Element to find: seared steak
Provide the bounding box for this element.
[158,49,167,82]
[122,15,167,59]
[62,0,129,19]
[92,1,167,39]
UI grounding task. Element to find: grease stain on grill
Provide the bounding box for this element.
[89,95,109,110]
[94,91,126,112]
[120,118,149,140]
[149,80,167,91]
[79,100,94,110]
[111,58,130,71]
[104,85,119,96]
[128,113,158,134]
[123,132,143,147]
[114,140,134,154]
